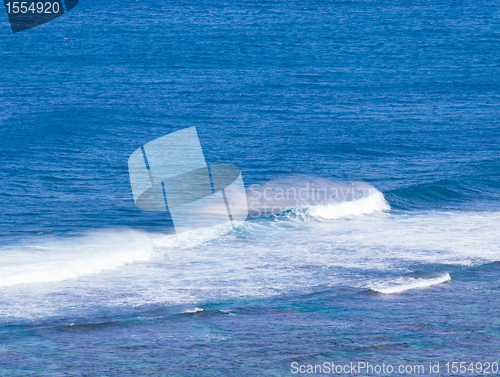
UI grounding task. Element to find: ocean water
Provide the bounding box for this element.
[1,0,500,376]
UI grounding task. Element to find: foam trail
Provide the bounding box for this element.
[2,208,500,320]
[151,221,236,250]
[370,274,451,294]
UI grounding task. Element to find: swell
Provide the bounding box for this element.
[387,178,500,211]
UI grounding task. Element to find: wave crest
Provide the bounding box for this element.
[247,176,390,219]
[308,191,390,219]
[370,273,451,294]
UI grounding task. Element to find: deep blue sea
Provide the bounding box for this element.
[1,1,500,376]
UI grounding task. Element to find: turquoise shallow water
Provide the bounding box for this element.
[1,0,500,375]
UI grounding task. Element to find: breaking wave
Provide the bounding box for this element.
[370,274,451,294]
[0,230,155,288]
[246,177,390,219]
[308,190,390,219]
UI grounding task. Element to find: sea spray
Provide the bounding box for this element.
[0,229,154,288]
[246,176,390,219]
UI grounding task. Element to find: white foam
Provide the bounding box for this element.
[1,193,500,320]
[0,221,241,289]
[246,177,389,219]
[151,221,235,250]
[370,274,451,294]
[308,191,390,219]
[0,229,155,288]
[181,307,204,314]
